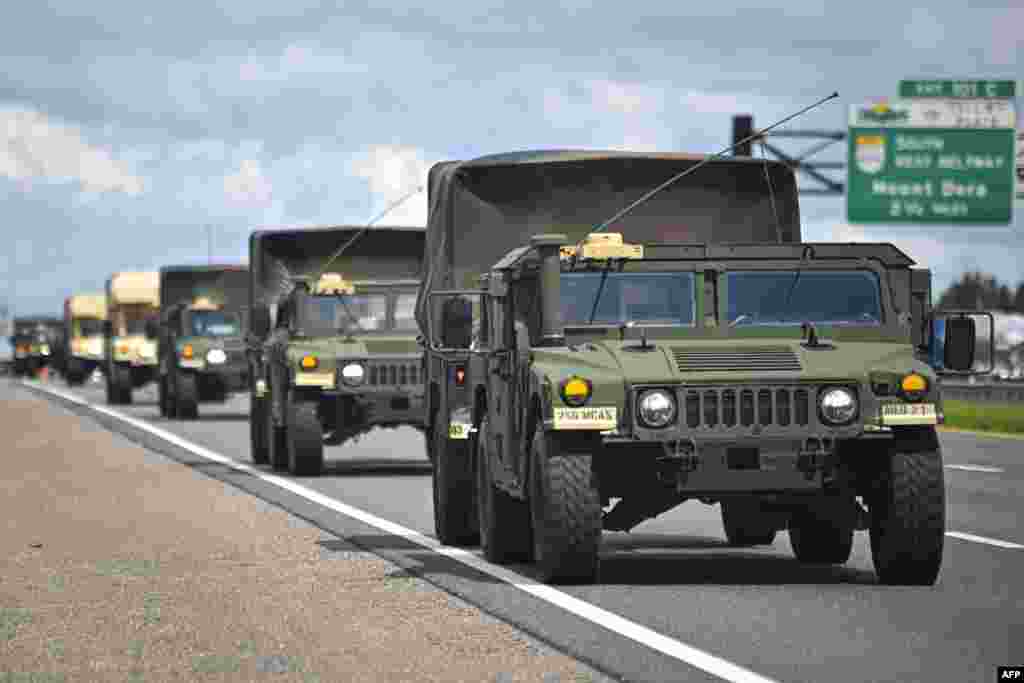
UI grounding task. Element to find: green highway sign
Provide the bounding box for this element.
[900,80,1017,99]
[847,99,1017,225]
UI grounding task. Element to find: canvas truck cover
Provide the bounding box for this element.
[415,150,802,333]
[65,295,107,320]
[107,272,160,307]
[159,265,249,318]
[249,225,426,335]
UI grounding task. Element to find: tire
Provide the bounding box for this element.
[107,364,132,405]
[287,393,323,476]
[476,417,532,564]
[266,394,289,471]
[529,429,602,584]
[869,436,945,586]
[175,372,199,420]
[432,406,479,546]
[250,394,269,465]
[158,377,168,417]
[721,501,778,546]
[788,506,854,564]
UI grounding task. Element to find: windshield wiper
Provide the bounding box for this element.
[586,260,614,325]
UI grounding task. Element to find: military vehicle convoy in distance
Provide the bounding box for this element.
[9,316,64,378]
[247,225,427,476]
[153,265,250,419]
[418,150,992,586]
[63,294,107,386]
[104,271,160,404]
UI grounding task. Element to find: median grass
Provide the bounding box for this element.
[941,399,1024,435]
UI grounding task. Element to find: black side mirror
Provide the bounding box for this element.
[251,305,271,338]
[943,315,976,372]
[441,297,473,349]
[930,310,994,375]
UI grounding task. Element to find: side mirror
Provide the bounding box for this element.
[930,310,994,375]
[441,297,474,349]
[251,305,271,338]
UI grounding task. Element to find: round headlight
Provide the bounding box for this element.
[341,363,365,386]
[638,389,676,428]
[819,387,858,425]
[139,345,155,358]
[206,348,227,364]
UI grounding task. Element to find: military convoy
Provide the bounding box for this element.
[63,295,107,386]
[104,271,160,404]
[154,265,250,419]
[9,316,64,378]
[247,225,427,475]
[418,150,991,586]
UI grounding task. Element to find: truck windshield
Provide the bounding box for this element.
[76,319,105,337]
[561,272,696,326]
[725,270,883,327]
[189,311,241,337]
[394,293,418,331]
[303,294,388,335]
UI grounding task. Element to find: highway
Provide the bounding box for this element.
[22,379,1024,683]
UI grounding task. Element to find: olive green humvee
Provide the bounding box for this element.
[418,150,992,586]
[154,265,250,419]
[248,225,427,476]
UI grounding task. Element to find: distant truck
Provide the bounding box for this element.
[248,225,426,475]
[104,271,160,404]
[418,149,992,586]
[63,294,107,386]
[154,265,250,419]
[9,316,64,378]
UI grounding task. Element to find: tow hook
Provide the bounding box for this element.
[657,437,699,487]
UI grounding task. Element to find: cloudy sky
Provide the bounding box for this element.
[2,0,1022,318]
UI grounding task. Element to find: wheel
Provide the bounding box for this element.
[869,431,945,586]
[287,393,324,476]
[432,406,479,546]
[250,394,269,465]
[476,417,532,564]
[266,394,289,471]
[529,428,601,584]
[788,506,854,564]
[158,377,167,416]
[107,364,132,404]
[174,372,199,420]
[722,501,778,546]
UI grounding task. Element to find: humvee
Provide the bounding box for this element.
[63,294,107,386]
[154,265,250,419]
[104,271,160,404]
[247,225,427,475]
[10,316,63,378]
[418,150,991,585]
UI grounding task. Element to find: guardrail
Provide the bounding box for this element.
[939,380,1024,403]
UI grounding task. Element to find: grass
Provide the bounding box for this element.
[941,399,1024,435]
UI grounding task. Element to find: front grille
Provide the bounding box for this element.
[681,385,812,430]
[367,361,420,386]
[672,346,802,373]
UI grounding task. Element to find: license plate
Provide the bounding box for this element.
[880,402,937,426]
[552,406,618,431]
[448,423,471,440]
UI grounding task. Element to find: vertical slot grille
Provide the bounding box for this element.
[663,385,816,431]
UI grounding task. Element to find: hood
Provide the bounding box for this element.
[289,335,420,357]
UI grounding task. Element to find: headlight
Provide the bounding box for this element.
[206,349,227,364]
[341,363,365,386]
[637,389,676,428]
[559,376,592,407]
[40,344,51,355]
[819,387,858,425]
[139,345,155,358]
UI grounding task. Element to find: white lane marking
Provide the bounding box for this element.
[945,531,1024,550]
[18,380,89,406]
[24,381,781,683]
[945,464,1005,473]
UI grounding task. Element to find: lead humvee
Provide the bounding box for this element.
[247,225,427,476]
[418,150,991,585]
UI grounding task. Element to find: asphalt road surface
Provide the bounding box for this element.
[21,380,1024,683]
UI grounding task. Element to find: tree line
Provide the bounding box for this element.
[937,273,1024,314]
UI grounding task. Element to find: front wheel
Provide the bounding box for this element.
[477,417,532,564]
[432,407,479,546]
[721,501,778,546]
[250,394,269,465]
[529,429,602,584]
[869,433,945,586]
[788,506,854,564]
[266,395,289,471]
[174,372,199,420]
[287,392,324,476]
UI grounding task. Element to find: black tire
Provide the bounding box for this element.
[158,377,167,417]
[870,439,945,586]
[266,395,289,471]
[250,394,269,465]
[432,407,479,546]
[175,372,199,420]
[287,395,324,476]
[107,364,132,405]
[476,417,532,564]
[529,429,602,584]
[721,501,778,546]
[788,507,854,564]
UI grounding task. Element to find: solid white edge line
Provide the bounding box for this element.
[945,531,1024,550]
[944,464,1005,473]
[23,380,783,683]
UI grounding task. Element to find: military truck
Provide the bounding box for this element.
[153,265,250,419]
[10,316,64,378]
[104,271,160,404]
[418,150,992,586]
[247,225,427,475]
[63,294,107,386]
